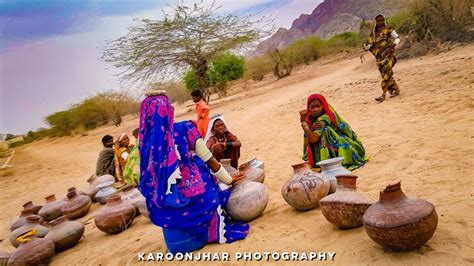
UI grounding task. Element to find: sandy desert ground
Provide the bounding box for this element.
[1,44,473,265]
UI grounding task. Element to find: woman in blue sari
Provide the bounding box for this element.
[138,91,249,254]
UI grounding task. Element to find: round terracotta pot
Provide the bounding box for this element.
[320,175,372,229]
[282,162,330,211]
[226,178,268,222]
[10,208,44,232]
[7,232,55,266]
[63,187,88,201]
[10,215,50,248]
[95,195,136,234]
[363,181,438,251]
[86,174,116,201]
[238,161,265,183]
[95,181,119,205]
[120,184,147,216]
[45,216,85,252]
[61,190,91,220]
[221,159,238,176]
[22,201,42,215]
[317,157,351,194]
[0,250,10,266]
[38,194,65,222]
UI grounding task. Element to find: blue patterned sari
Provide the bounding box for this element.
[138,95,248,252]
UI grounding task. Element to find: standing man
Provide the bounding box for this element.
[191,90,210,137]
[95,135,115,176]
[364,14,401,102]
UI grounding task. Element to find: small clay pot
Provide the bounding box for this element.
[248,157,265,170]
[38,194,65,222]
[363,181,438,251]
[22,201,42,215]
[87,174,116,201]
[10,215,50,248]
[238,161,265,183]
[10,208,44,232]
[320,175,372,229]
[317,157,352,194]
[281,162,330,211]
[95,181,119,205]
[7,231,55,266]
[221,159,238,176]
[0,250,10,266]
[46,216,85,252]
[120,184,147,216]
[226,178,268,222]
[61,190,91,220]
[95,195,136,234]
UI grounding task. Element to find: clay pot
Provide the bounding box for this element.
[10,208,44,232]
[7,232,55,266]
[120,184,147,217]
[226,178,268,222]
[63,187,88,201]
[45,216,85,252]
[95,195,136,234]
[282,162,330,211]
[320,175,372,229]
[10,215,50,248]
[317,157,351,194]
[248,157,265,170]
[238,161,265,183]
[363,181,438,251]
[61,190,92,220]
[221,159,238,176]
[86,174,116,201]
[22,201,42,215]
[38,194,65,222]
[95,181,119,205]
[0,250,10,266]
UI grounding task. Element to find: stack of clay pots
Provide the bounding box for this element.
[86,174,116,201]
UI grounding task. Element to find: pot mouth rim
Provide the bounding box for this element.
[316,157,343,166]
[96,180,115,189]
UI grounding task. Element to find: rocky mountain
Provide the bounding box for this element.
[255,0,406,54]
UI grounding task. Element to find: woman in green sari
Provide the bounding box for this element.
[300,94,367,171]
[123,128,140,186]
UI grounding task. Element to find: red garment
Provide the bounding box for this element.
[195,100,210,137]
[305,93,337,166]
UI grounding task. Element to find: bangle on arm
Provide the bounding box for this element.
[210,163,233,185]
[195,138,213,162]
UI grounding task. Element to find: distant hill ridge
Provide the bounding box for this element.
[255,0,406,54]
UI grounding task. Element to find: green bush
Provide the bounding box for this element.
[244,55,273,81]
[151,81,190,104]
[207,53,245,96]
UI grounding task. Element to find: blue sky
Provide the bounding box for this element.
[0,0,321,134]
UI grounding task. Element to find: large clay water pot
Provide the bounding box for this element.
[10,208,43,232]
[226,178,268,222]
[95,181,119,205]
[63,187,88,201]
[317,157,351,194]
[95,195,136,234]
[238,161,265,183]
[61,190,91,220]
[10,215,49,248]
[363,181,438,251]
[248,157,265,170]
[86,174,116,201]
[7,231,55,266]
[320,175,372,229]
[282,162,330,211]
[120,184,147,217]
[0,250,10,266]
[22,201,42,215]
[38,194,65,222]
[46,216,85,252]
